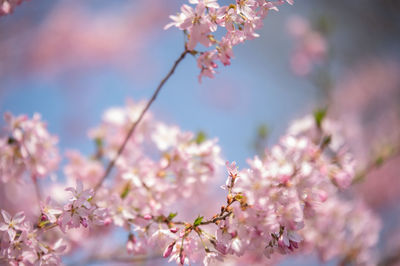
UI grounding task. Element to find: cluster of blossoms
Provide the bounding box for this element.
[89,100,223,213]
[0,102,382,265]
[165,0,293,81]
[0,0,26,16]
[126,112,380,265]
[286,15,328,76]
[0,210,66,265]
[302,196,381,265]
[0,2,385,264]
[0,112,59,183]
[0,180,107,265]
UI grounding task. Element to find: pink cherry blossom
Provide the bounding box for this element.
[40,197,63,224]
[165,0,293,81]
[0,0,27,16]
[0,210,25,241]
[0,113,60,183]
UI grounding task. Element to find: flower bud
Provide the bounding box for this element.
[143,214,152,220]
[170,227,178,233]
[163,242,175,258]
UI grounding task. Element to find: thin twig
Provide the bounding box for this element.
[353,142,400,184]
[378,249,400,266]
[31,175,42,206]
[200,211,233,226]
[94,49,189,191]
[68,254,163,265]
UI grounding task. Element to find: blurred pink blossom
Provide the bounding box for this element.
[0,0,27,16]
[286,15,327,76]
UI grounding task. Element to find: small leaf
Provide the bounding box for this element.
[234,194,243,200]
[168,212,178,221]
[374,156,384,167]
[194,216,204,226]
[257,124,269,139]
[120,183,130,199]
[195,131,207,144]
[314,108,328,129]
[320,135,332,150]
[95,137,103,148]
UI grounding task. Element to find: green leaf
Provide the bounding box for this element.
[374,156,384,167]
[95,137,103,148]
[195,131,207,144]
[120,183,130,199]
[314,108,328,129]
[321,135,332,150]
[194,216,204,226]
[257,124,269,139]
[168,212,178,221]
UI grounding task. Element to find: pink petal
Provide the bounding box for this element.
[1,210,11,223]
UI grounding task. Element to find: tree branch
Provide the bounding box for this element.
[94,49,189,191]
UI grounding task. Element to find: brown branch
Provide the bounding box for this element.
[31,175,42,208]
[68,254,163,265]
[378,249,400,266]
[200,211,233,226]
[353,142,400,184]
[94,49,189,191]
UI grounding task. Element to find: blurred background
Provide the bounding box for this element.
[1,0,400,265]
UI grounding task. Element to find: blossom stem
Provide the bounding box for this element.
[94,49,189,191]
[200,211,233,225]
[353,142,400,184]
[31,175,42,206]
[67,254,163,265]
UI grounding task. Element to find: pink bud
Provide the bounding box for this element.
[170,227,178,233]
[179,249,186,265]
[290,240,299,249]
[319,191,328,202]
[80,218,88,228]
[230,231,238,238]
[163,242,175,258]
[277,238,285,249]
[103,217,112,226]
[143,214,152,220]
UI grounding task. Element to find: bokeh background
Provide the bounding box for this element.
[1,0,400,265]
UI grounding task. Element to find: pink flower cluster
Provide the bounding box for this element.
[203,117,375,264]
[165,0,293,82]
[302,197,381,265]
[0,180,108,265]
[64,150,104,188]
[100,107,378,265]
[58,181,107,231]
[0,113,59,183]
[0,102,382,266]
[0,209,66,265]
[89,100,223,226]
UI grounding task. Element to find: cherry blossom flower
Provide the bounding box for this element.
[0,210,25,241]
[58,181,103,231]
[0,113,59,183]
[40,197,63,224]
[0,0,27,16]
[165,0,293,81]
